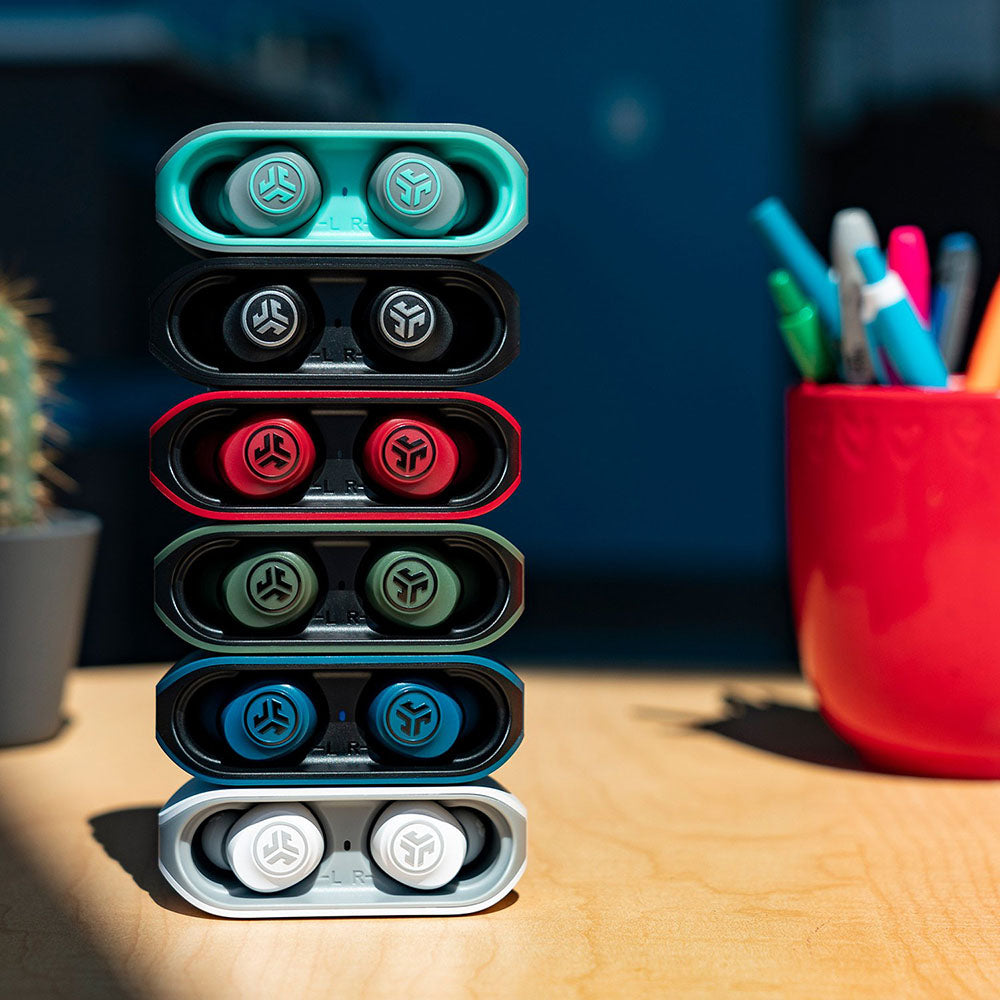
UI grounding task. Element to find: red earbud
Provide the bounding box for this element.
[362,415,460,499]
[217,414,317,498]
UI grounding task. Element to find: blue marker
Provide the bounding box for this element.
[932,232,979,372]
[749,197,840,338]
[855,246,948,388]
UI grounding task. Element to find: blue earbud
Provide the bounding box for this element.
[367,680,463,759]
[220,680,318,761]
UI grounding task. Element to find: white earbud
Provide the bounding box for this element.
[369,801,486,890]
[200,803,325,893]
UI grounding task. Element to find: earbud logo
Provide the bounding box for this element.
[244,425,300,480]
[245,692,297,745]
[382,425,436,480]
[241,290,299,347]
[386,692,440,744]
[249,157,307,215]
[384,557,437,611]
[253,822,307,875]
[390,823,445,873]
[247,558,301,612]
[386,159,442,216]
[377,290,435,348]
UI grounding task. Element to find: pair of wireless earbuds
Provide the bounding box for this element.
[200,799,487,893]
[214,148,477,239]
[218,544,464,632]
[211,410,466,502]
[225,282,454,365]
[216,676,468,763]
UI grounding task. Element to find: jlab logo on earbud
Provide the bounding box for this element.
[242,289,299,347]
[382,425,436,480]
[386,159,442,216]
[387,692,440,744]
[384,557,437,610]
[247,558,301,611]
[245,692,297,745]
[390,823,445,873]
[378,290,435,348]
[245,425,300,479]
[249,157,306,215]
[253,823,306,874]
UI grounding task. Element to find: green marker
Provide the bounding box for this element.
[767,270,836,382]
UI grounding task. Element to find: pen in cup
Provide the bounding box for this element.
[749,197,840,342]
[887,226,931,328]
[830,209,879,384]
[933,233,979,372]
[767,270,835,383]
[856,245,949,389]
[965,272,1000,391]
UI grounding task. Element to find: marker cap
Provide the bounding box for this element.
[768,269,810,316]
[830,209,878,278]
[749,196,840,335]
[888,226,931,325]
[856,246,887,284]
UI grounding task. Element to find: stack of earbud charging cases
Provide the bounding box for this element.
[149,124,529,917]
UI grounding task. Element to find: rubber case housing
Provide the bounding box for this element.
[158,780,526,917]
[150,256,519,388]
[156,654,524,785]
[155,123,528,257]
[153,522,525,654]
[149,390,520,521]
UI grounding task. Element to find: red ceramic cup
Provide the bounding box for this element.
[787,383,1000,777]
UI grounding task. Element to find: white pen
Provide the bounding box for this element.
[831,209,880,384]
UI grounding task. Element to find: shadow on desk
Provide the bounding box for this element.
[635,691,873,772]
[0,820,137,998]
[90,807,206,918]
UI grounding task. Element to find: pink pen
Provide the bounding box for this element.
[888,226,931,328]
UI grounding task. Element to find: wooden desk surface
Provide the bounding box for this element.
[0,666,998,999]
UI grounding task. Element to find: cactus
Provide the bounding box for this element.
[0,275,66,528]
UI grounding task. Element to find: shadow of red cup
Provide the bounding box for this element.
[787,383,1000,777]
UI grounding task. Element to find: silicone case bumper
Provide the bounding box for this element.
[158,780,527,917]
[149,390,520,521]
[150,255,519,388]
[153,522,525,654]
[156,123,528,257]
[156,653,524,785]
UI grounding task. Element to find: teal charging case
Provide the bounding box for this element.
[155,122,528,257]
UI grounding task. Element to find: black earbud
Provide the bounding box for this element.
[223,284,310,362]
[368,286,453,363]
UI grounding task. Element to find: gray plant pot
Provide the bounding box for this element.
[0,509,100,745]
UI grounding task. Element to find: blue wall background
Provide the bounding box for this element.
[2,0,794,580]
[283,0,794,574]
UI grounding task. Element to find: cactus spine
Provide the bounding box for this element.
[0,276,64,528]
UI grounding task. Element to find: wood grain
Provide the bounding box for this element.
[0,666,998,999]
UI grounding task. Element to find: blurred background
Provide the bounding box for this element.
[5,0,996,668]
